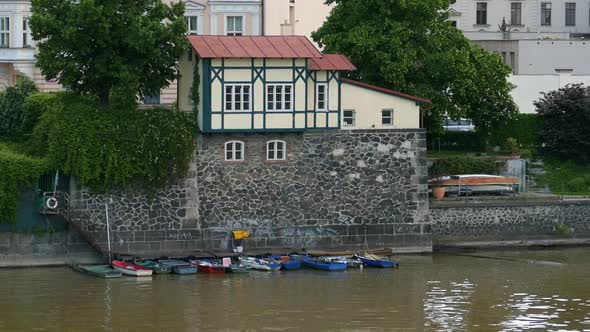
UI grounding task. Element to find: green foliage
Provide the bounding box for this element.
[0,144,48,223]
[538,159,590,195]
[489,114,540,149]
[0,77,39,140]
[190,58,200,131]
[313,0,517,135]
[428,131,485,152]
[30,0,187,106]
[554,223,573,235]
[535,84,590,163]
[505,138,519,155]
[30,94,195,190]
[430,156,506,177]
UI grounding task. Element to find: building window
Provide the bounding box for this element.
[143,93,161,105]
[510,52,516,73]
[267,140,286,161]
[0,17,9,48]
[343,110,355,127]
[225,141,244,161]
[511,3,522,25]
[225,84,251,111]
[226,16,243,36]
[382,109,393,126]
[23,17,31,47]
[476,2,487,25]
[566,3,576,26]
[316,83,327,111]
[541,3,552,25]
[450,21,457,28]
[267,84,293,111]
[185,16,198,34]
[501,52,507,64]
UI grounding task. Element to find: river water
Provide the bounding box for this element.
[0,248,589,331]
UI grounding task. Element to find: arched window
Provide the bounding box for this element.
[266,140,286,161]
[225,141,244,161]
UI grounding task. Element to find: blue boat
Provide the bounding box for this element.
[302,257,347,271]
[269,256,302,270]
[354,254,398,268]
[158,260,197,274]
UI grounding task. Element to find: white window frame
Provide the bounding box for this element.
[382,109,394,126]
[316,83,328,112]
[185,16,198,34]
[267,140,287,161]
[23,17,31,47]
[225,15,244,36]
[0,17,10,48]
[266,84,293,112]
[224,84,251,112]
[343,109,356,127]
[224,141,245,161]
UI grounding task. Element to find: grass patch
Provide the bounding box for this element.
[538,159,590,195]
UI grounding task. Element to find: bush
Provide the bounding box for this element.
[0,77,39,140]
[430,156,506,177]
[539,159,590,195]
[30,94,195,190]
[535,84,590,163]
[489,114,540,150]
[0,144,48,223]
[427,131,485,152]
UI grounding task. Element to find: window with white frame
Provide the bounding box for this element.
[382,109,394,126]
[316,83,327,111]
[226,16,243,36]
[0,17,9,48]
[185,16,198,34]
[225,141,244,161]
[23,17,31,47]
[267,140,286,161]
[266,84,293,111]
[225,84,251,111]
[541,2,552,26]
[343,110,355,127]
[566,2,576,26]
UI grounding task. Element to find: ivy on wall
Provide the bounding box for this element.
[0,144,48,223]
[190,58,200,131]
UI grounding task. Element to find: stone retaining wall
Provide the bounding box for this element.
[69,129,432,256]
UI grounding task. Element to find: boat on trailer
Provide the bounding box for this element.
[238,257,281,271]
[72,264,122,278]
[354,254,398,268]
[111,260,153,277]
[158,260,197,274]
[134,260,172,274]
[302,257,348,271]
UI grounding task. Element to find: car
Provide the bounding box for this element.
[443,117,475,132]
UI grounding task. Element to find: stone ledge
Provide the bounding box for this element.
[431,199,590,208]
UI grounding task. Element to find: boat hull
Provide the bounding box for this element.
[173,266,197,274]
[356,256,397,268]
[302,260,347,271]
[73,265,122,278]
[112,260,153,277]
[197,264,226,274]
[135,260,172,274]
[281,260,302,270]
[239,258,281,271]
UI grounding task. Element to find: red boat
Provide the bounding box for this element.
[196,261,227,274]
[111,260,153,277]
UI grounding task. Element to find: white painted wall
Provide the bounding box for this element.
[509,73,590,113]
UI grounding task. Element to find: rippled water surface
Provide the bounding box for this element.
[1,248,589,331]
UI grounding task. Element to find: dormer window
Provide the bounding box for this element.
[226,16,243,36]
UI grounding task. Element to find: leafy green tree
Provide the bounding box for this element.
[0,77,39,140]
[29,0,187,106]
[312,0,517,136]
[535,84,590,163]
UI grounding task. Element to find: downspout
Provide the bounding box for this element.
[261,0,265,35]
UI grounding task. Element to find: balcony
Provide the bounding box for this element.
[0,47,35,62]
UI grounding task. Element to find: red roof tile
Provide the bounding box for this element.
[187,35,323,59]
[342,78,432,104]
[309,54,357,71]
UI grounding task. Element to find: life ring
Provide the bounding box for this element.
[46,197,59,210]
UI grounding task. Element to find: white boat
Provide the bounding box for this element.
[429,174,520,195]
[238,257,281,271]
[111,260,153,277]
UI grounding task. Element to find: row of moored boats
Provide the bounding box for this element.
[72,253,399,278]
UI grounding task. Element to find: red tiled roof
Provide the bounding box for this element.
[308,54,357,71]
[342,78,432,104]
[187,35,323,59]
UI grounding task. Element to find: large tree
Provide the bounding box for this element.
[312,0,517,135]
[535,84,590,163]
[30,0,186,106]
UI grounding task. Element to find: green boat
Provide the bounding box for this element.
[135,260,172,274]
[72,264,122,278]
[227,264,250,274]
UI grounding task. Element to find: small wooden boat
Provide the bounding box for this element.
[238,257,281,271]
[324,256,362,269]
[196,261,226,274]
[135,260,171,274]
[269,255,302,270]
[354,254,398,268]
[302,257,347,271]
[112,260,153,277]
[72,264,122,278]
[429,175,520,195]
[159,260,197,274]
[227,264,250,274]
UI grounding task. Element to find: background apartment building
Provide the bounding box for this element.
[262,0,333,45]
